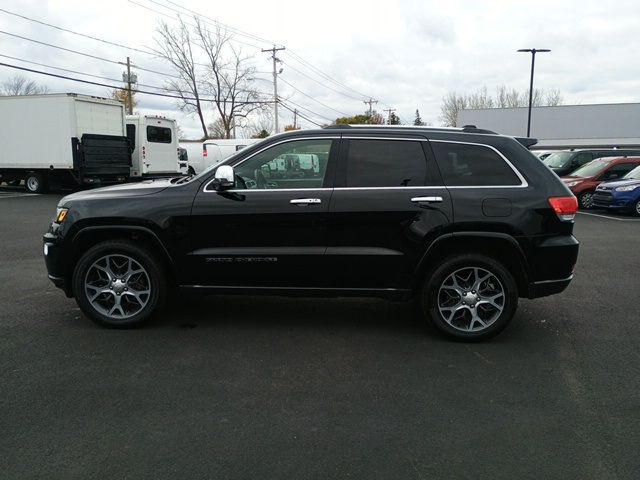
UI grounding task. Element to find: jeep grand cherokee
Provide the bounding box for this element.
[44,125,579,340]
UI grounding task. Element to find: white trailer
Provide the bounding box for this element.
[0,93,131,193]
[125,115,184,177]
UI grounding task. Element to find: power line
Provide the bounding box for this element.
[0,61,269,105]
[279,101,324,127]
[278,76,349,116]
[280,97,335,123]
[130,0,389,106]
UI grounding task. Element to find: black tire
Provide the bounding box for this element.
[25,172,47,193]
[631,199,640,217]
[578,190,595,209]
[188,166,196,175]
[72,240,167,328]
[421,254,518,341]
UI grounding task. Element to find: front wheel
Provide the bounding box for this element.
[72,240,166,328]
[631,199,640,217]
[578,191,595,209]
[422,254,518,341]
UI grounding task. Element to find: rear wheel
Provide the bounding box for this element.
[422,254,518,341]
[578,191,594,209]
[72,240,166,328]
[25,172,47,193]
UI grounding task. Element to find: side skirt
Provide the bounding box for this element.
[179,285,413,301]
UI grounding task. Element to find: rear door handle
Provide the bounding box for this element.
[290,198,322,205]
[411,196,443,203]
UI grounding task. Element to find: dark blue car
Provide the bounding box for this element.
[593,165,640,216]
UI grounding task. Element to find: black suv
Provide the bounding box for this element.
[44,126,579,340]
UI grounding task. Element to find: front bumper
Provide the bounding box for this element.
[593,190,637,210]
[43,232,73,297]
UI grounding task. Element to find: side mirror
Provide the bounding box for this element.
[212,165,235,190]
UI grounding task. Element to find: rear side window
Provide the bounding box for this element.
[431,142,521,186]
[346,139,427,187]
[147,126,172,143]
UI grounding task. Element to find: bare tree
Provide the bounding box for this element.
[1,75,48,96]
[154,18,208,139]
[194,18,264,139]
[241,110,273,139]
[440,92,468,127]
[441,85,564,126]
[207,118,227,139]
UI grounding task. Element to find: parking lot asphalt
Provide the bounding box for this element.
[1,189,639,480]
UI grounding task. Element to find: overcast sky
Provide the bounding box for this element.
[1,0,639,139]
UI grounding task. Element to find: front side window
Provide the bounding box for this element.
[431,142,521,186]
[345,139,428,187]
[126,124,136,151]
[147,126,172,143]
[234,139,332,190]
[574,152,593,166]
[602,163,639,180]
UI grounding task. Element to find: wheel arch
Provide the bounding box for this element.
[69,225,177,280]
[412,232,531,297]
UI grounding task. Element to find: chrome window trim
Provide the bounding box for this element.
[202,135,528,192]
[203,136,339,193]
[429,139,529,188]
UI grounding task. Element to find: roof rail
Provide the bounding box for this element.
[461,125,497,134]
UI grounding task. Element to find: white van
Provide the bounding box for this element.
[201,139,260,172]
[125,115,182,177]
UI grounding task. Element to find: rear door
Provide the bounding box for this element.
[145,118,178,173]
[326,135,452,290]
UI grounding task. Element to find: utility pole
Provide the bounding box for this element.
[383,108,396,124]
[120,57,137,115]
[293,109,298,129]
[262,45,286,133]
[364,98,378,117]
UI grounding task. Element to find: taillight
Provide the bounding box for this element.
[203,145,208,157]
[549,196,578,221]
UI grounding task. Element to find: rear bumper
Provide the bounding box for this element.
[525,234,578,299]
[529,275,573,299]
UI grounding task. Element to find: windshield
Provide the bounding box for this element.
[624,165,640,180]
[567,159,612,178]
[543,152,573,168]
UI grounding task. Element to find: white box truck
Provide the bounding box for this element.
[125,114,185,178]
[0,93,132,193]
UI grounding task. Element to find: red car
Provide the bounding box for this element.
[561,156,640,208]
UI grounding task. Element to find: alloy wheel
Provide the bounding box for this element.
[437,267,505,332]
[84,254,151,319]
[580,192,594,209]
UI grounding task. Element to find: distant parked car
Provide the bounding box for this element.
[593,164,640,216]
[543,149,640,177]
[534,151,553,161]
[561,156,640,208]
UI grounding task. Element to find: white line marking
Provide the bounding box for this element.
[0,193,41,199]
[577,211,640,222]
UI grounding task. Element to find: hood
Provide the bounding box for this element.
[60,178,175,204]
[561,176,589,184]
[596,178,640,190]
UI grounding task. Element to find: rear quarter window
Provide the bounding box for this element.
[431,142,522,186]
[147,126,172,144]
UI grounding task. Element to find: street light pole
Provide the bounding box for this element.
[517,48,550,137]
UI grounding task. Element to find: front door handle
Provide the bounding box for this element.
[411,196,443,203]
[290,198,322,205]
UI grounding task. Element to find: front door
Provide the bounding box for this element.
[327,136,453,290]
[188,137,338,288]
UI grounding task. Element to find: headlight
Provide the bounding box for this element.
[615,185,640,192]
[565,181,579,187]
[55,207,69,224]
